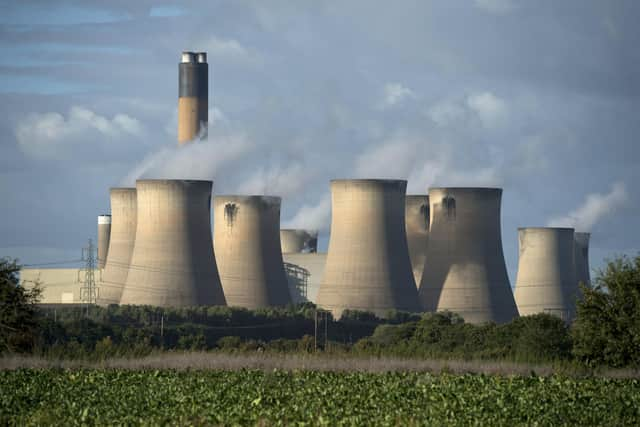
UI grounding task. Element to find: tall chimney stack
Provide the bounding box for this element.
[178,51,208,144]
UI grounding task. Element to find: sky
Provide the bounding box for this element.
[0,0,638,283]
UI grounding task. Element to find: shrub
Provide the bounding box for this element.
[571,255,640,367]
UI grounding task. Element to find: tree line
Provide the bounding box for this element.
[1,255,639,368]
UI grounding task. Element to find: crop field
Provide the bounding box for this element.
[2,369,640,426]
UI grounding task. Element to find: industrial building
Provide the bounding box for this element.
[280,229,318,254]
[418,187,518,324]
[17,49,599,320]
[316,179,421,318]
[21,268,87,304]
[97,215,111,269]
[405,195,430,287]
[120,180,226,307]
[513,227,576,320]
[213,195,292,308]
[99,188,137,306]
[178,51,208,144]
[280,229,321,303]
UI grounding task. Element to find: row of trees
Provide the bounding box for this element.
[1,255,639,367]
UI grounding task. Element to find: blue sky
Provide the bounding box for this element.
[0,0,638,283]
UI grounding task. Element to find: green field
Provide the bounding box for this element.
[1,369,639,426]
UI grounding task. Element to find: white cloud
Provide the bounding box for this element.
[426,91,507,128]
[426,99,466,126]
[474,0,516,15]
[379,82,415,109]
[283,193,331,232]
[547,182,628,231]
[15,106,144,160]
[466,91,508,128]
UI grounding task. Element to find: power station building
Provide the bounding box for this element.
[97,215,111,269]
[316,179,421,318]
[405,195,430,287]
[120,180,226,307]
[418,187,518,324]
[213,195,292,308]
[99,188,137,305]
[513,227,577,320]
[178,51,208,144]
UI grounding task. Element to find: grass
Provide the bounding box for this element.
[2,351,639,378]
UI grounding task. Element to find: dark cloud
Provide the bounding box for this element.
[0,0,638,281]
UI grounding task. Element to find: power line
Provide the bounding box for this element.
[79,239,98,316]
[22,259,83,267]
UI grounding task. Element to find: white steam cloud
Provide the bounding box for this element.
[283,193,331,232]
[547,182,628,231]
[121,133,253,186]
[236,163,311,197]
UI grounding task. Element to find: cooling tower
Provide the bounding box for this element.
[213,196,292,308]
[99,188,136,305]
[418,187,518,324]
[574,232,591,287]
[280,229,318,254]
[97,215,111,269]
[405,195,430,287]
[514,228,576,320]
[178,51,208,144]
[120,180,225,307]
[316,179,420,318]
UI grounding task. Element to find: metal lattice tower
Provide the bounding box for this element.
[80,239,98,315]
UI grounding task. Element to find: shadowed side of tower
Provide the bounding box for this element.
[99,188,136,305]
[316,179,420,318]
[213,196,292,308]
[405,195,430,287]
[120,180,225,307]
[419,187,518,324]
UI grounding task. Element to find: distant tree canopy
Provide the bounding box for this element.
[0,258,41,352]
[571,255,640,367]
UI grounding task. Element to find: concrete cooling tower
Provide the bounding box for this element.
[178,51,208,144]
[280,229,318,254]
[120,180,226,307]
[97,215,111,269]
[213,196,292,308]
[514,228,577,321]
[99,188,136,305]
[418,188,518,324]
[405,195,430,287]
[316,179,421,318]
[574,232,591,288]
